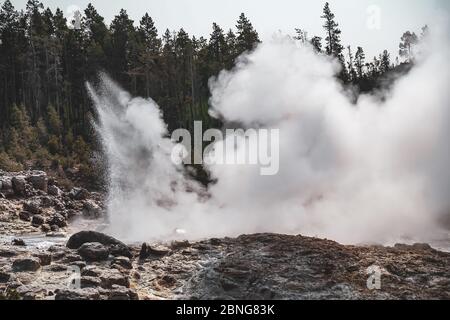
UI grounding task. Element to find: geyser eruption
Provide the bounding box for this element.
[87,77,206,241]
[88,22,449,245]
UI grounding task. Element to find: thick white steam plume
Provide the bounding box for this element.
[88,20,449,245]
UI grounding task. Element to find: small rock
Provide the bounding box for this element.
[132,271,141,280]
[78,242,110,262]
[34,253,52,266]
[40,196,54,207]
[23,200,42,215]
[47,213,67,228]
[31,215,45,227]
[1,178,12,191]
[171,240,191,250]
[110,244,133,259]
[41,224,51,233]
[0,248,17,257]
[210,238,222,246]
[61,253,83,263]
[12,238,26,246]
[69,187,90,200]
[139,243,170,259]
[19,211,32,222]
[107,285,139,300]
[346,264,359,272]
[11,176,26,195]
[59,210,68,219]
[111,257,132,270]
[0,270,11,283]
[82,200,102,219]
[53,199,65,211]
[50,224,60,232]
[48,244,69,253]
[16,285,46,300]
[27,174,48,192]
[47,177,56,186]
[82,266,102,277]
[157,275,176,288]
[47,185,62,196]
[12,257,41,272]
[81,276,102,288]
[100,271,130,289]
[55,288,100,300]
[45,264,68,272]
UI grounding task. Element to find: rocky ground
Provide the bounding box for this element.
[0,169,104,237]
[0,170,449,300]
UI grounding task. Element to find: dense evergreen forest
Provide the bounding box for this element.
[0,0,426,180]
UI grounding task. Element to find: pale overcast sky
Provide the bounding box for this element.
[9,0,450,59]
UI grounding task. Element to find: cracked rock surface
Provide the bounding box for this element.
[1,232,448,300]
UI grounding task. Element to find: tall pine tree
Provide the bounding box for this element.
[235,13,260,54]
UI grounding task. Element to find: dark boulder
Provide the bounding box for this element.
[23,200,42,215]
[19,211,32,222]
[110,244,133,259]
[0,270,11,283]
[48,213,67,228]
[31,215,45,227]
[12,257,41,272]
[12,238,26,246]
[0,248,17,257]
[11,176,26,195]
[27,174,48,192]
[78,242,110,262]
[67,231,129,253]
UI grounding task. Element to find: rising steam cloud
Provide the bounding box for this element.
[88,19,449,245]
